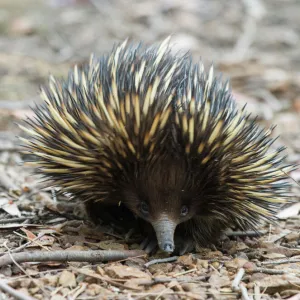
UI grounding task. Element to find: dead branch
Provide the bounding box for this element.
[144,256,178,267]
[0,280,35,300]
[231,268,245,292]
[240,284,252,300]
[0,249,146,267]
[251,267,286,275]
[260,258,300,266]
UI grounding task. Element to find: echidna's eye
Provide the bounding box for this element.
[180,205,189,217]
[140,202,149,215]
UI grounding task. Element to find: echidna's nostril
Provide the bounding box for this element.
[163,242,174,253]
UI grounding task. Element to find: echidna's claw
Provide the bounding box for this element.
[177,239,195,255]
[140,237,158,254]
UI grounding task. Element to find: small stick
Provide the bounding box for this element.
[0,217,34,224]
[144,256,178,267]
[108,254,146,265]
[0,280,35,300]
[3,242,27,277]
[172,268,197,277]
[254,283,261,300]
[0,250,146,267]
[155,286,172,300]
[135,276,210,287]
[240,284,252,300]
[3,241,47,296]
[152,276,208,284]
[260,258,300,266]
[71,267,141,291]
[252,267,286,275]
[226,230,267,237]
[69,282,87,299]
[13,231,49,252]
[131,291,219,299]
[232,268,245,292]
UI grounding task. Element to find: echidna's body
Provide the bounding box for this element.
[21,38,293,254]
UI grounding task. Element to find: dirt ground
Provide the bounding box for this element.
[0,0,300,299]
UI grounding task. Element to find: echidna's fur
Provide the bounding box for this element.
[20,37,294,254]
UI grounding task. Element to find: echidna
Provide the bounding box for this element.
[20,37,293,254]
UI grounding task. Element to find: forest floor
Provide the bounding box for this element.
[0,0,300,299]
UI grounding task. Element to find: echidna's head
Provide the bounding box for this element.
[121,158,203,253]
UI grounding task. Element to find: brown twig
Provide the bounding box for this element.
[0,250,146,267]
[132,276,209,287]
[144,256,178,267]
[3,241,48,296]
[226,230,267,237]
[153,276,208,285]
[2,243,23,274]
[0,217,35,224]
[71,267,141,291]
[0,280,35,300]
[251,267,286,275]
[132,291,227,300]
[172,268,197,277]
[260,258,300,266]
[13,231,50,252]
[107,254,147,265]
[69,282,87,299]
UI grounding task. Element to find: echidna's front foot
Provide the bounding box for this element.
[175,236,195,255]
[140,237,158,254]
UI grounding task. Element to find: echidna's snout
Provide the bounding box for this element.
[152,216,177,253]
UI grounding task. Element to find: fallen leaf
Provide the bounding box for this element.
[146,283,167,293]
[58,270,77,288]
[284,232,300,242]
[98,241,125,250]
[277,203,300,219]
[86,283,113,296]
[262,253,286,260]
[0,197,21,217]
[249,275,300,294]
[105,265,151,280]
[181,282,207,295]
[227,242,249,255]
[124,278,146,290]
[224,258,248,270]
[177,254,196,268]
[208,271,230,288]
[20,228,37,240]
